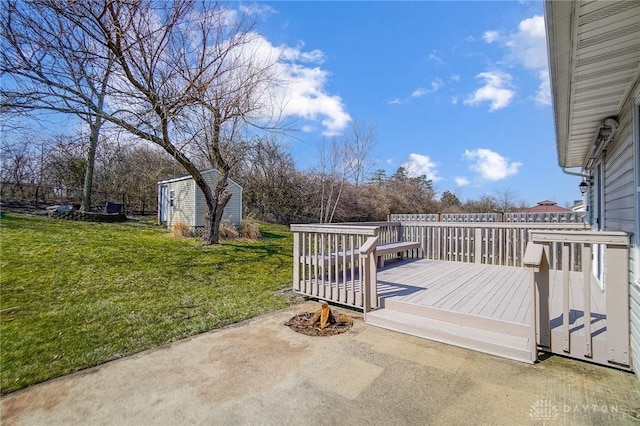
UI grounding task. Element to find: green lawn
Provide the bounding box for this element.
[0,213,295,394]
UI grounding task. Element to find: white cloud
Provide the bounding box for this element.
[279,41,325,64]
[463,148,521,181]
[455,176,470,186]
[464,71,515,111]
[276,64,351,135]
[401,153,441,182]
[505,15,550,107]
[506,15,547,70]
[239,3,277,17]
[411,88,428,98]
[482,30,500,43]
[429,52,445,64]
[395,79,443,103]
[475,15,550,108]
[411,80,441,98]
[450,74,460,82]
[240,34,350,136]
[534,70,551,106]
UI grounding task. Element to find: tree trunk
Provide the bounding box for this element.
[202,191,232,244]
[80,125,98,212]
[80,84,107,212]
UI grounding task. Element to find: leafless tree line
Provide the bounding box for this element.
[2,0,285,243]
[0,133,179,213]
[1,0,526,236]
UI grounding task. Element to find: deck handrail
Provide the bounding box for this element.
[525,229,630,367]
[399,221,588,230]
[359,236,379,312]
[400,221,588,267]
[290,224,379,235]
[291,224,381,311]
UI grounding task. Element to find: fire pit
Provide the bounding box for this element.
[285,303,354,336]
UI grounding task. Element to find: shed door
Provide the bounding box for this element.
[159,185,168,223]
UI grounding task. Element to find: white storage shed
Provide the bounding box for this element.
[157,170,242,233]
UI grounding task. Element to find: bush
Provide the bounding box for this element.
[239,221,261,240]
[219,220,239,240]
[171,221,192,238]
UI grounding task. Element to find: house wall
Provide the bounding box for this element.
[631,84,640,378]
[194,170,242,227]
[599,76,639,375]
[165,177,196,227]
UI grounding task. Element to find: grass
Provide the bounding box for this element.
[0,213,295,394]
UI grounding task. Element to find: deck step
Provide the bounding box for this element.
[365,307,535,364]
[383,299,530,338]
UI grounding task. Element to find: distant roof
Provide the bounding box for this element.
[519,200,571,213]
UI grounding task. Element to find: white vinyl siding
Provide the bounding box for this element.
[192,170,242,228]
[602,77,639,376]
[631,87,640,377]
[166,178,195,227]
[159,169,242,229]
[588,76,639,375]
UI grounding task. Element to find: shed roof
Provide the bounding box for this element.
[157,169,242,190]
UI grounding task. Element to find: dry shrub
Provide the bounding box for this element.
[171,221,192,238]
[239,221,261,240]
[219,220,238,240]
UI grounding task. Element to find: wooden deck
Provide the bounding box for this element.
[366,258,610,365]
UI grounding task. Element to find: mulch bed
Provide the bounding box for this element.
[285,312,353,337]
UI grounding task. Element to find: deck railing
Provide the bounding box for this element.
[291,221,591,310]
[291,224,381,311]
[400,221,588,267]
[524,230,630,366]
[390,212,586,223]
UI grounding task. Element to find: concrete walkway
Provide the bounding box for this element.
[2,301,639,425]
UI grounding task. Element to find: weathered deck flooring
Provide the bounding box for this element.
[367,258,609,365]
[376,259,532,324]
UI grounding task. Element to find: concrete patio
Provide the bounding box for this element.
[2,301,639,425]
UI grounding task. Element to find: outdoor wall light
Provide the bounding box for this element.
[579,180,589,194]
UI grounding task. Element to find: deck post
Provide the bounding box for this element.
[474,228,482,264]
[582,243,592,358]
[524,241,550,353]
[562,243,570,353]
[293,231,300,291]
[605,243,630,366]
[537,249,551,349]
[359,235,379,312]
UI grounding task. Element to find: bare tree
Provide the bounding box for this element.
[3,1,284,243]
[464,194,499,213]
[494,188,522,213]
[316,137,348,223]
[1,0,114,211]
[239,136,301,222]
[343,120,376,186]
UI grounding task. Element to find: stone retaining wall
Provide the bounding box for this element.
[48,210,127,223]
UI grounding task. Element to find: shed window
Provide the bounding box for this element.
[169,190,175,207]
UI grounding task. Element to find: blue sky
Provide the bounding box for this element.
[241,0,582,207]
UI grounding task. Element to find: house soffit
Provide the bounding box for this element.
[547,0,640,169]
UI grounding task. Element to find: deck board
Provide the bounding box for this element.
[454,266,519,316]
[355,257,620,368]
[377,260,532,325]
[375,259,607,330]
[299,257,612,366]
